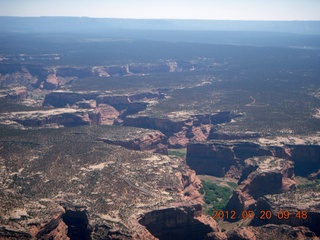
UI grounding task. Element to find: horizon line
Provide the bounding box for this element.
[1,16,320,22]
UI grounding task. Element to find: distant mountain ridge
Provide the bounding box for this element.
[1,17,320,35]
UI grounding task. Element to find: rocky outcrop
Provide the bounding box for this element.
[186,136,320,178]
[136,167,222,239]
[138,204,220,240]
[168,124,212,148]
[0,69,36,88]
[226,227,256,240]
[34,216,69,240]
[98,92,161,109]
[43,74,59,90]
[177,167,203,202]
[0,86,28,100]
[124,112,232,148]
[124,115,185,134]
[42,91,233,148]
[290,145,320,177]
[0,59,222,91]
[97,94,131,106]
[308,169,320,180]
[225,156,296,219]
[227,225,318,240]
[76,99,97,109]
[43,91,100,107]
[186,142,237,177]
[51,62,178,78]
[99,130,168,155]
[43,90,160,111]
[97,104,119,125]
[119,102,149,118]
[124,112,231,133]
[0,65,63,90]
[60,204,91,240]
[251,186,320,236]
[28,204,91,240]
[0,65,78,90]
[104,65,130,76]
[0,227,32,240]
[0,108,101,128]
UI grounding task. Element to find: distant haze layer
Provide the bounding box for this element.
[0,0,319,21]
[1,17,320,35]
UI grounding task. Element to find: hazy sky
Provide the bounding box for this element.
[0,0,319,20]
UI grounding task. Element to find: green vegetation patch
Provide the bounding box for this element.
[168,149,186,158]
[297,179,320,191]
[227,181,238,189]
[200,180,233,214]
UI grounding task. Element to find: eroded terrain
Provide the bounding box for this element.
[1,24,320,239]
[0,126,220,239]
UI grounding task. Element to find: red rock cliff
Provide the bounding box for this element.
[186,139,320,178]
[225,156,296,219]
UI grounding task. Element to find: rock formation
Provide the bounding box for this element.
[0,86,28,100]
[97,104,120,125]
[290,145,320,177]
[40,89,236,149]
[138,204,219,240]
[251,185,320,236]
[0,108,101,128]
[124,112,232,148]
[225,156,296,219]
[99,129,168,155]
[43,90,160,110]
[43,74,59,90]
[178,167,203,202]
[43,91,100,108]
[104,65,130,76]
[0,60,216,91]
[0,69,36,88]
[76,99,97,109]
[186,135,320,178]
[226,226,256,240]
[186,141,237,177]
[308,169,320,180]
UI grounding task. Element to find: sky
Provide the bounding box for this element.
[0,0,319,21]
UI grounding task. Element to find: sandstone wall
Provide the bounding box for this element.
[186,141,320,178]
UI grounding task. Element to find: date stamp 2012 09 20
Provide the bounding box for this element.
[212,210,308,220]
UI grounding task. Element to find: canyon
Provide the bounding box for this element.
[225,156,296,218]
[186,136,320,237]
[186,136,320,178]
[0,126,224,240]
[1,22,320,239]
[1,87,235,150]
[0,61,215,91]
[1,75,319,239]
[0,126,230,239]
[1,76,319,239]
